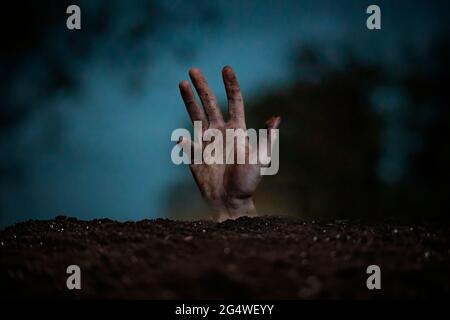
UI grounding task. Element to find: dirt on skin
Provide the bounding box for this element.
[1,216,449,299]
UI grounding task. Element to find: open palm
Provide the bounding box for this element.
[178,66,280,221]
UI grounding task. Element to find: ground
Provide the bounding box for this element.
[1,216,449,299]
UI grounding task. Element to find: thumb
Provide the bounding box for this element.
[259,116,281,166]
[265,115,281,130]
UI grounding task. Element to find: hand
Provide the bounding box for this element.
[178,66,280,221]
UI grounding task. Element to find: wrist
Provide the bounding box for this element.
[211,196,257,221]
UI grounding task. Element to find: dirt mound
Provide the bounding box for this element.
[1,216,449,298]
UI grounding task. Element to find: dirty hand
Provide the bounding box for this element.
[178,66,280,221]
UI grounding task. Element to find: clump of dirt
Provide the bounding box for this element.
[1,216,449,299]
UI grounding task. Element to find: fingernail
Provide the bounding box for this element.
[189,67,201,76]
[223,66,234,77]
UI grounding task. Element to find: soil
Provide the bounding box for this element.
[1,216,449,299]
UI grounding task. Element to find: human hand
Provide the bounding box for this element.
[178,66,280,221]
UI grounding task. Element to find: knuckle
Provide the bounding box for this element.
[200,92,210,101]
[230,96,243,103]
[185,98,196,105]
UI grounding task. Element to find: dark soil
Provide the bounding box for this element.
[1,216,449,299]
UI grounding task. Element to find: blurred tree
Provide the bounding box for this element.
[0,0,220,224]
[247,48,383,220]
[384,40,450,222]
[167,41,450,223]
[0,0,219,130]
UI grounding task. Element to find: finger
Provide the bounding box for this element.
[260,116,281,166]
[222,66,245,126]
[265,116,281,150]
[179,80,207,126]
[265,115,281,131]
[189,67,224,125]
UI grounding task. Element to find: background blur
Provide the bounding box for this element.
[1,0,449,228]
